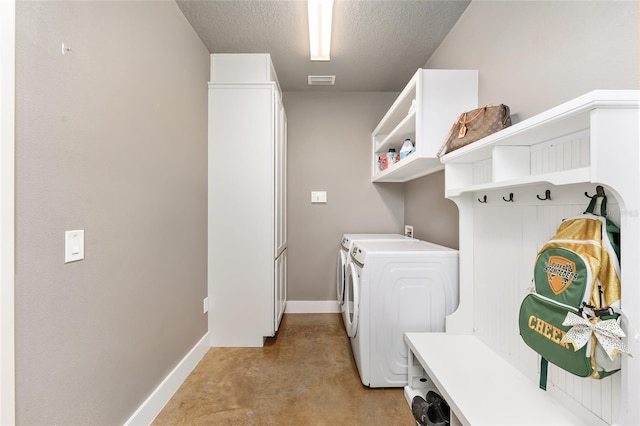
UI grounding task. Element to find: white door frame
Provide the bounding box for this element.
[1,0,16,424]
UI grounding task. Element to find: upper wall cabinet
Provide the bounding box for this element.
[371,69,478,183]
[210,52,282,94]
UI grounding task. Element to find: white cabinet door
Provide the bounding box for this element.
[274,249,287,332]
[281,106,287,251]
[274,92,287,257]
[209,85,274,347]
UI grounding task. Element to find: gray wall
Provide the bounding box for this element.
[405,0,639,247]
[15,2,209,424]
[285,92,404,301]
[428,0,638,119]
[404,170,459,249]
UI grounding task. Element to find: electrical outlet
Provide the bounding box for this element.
[404,225,414,238]
[203,297,209,314]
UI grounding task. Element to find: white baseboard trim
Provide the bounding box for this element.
[284,300,340,313]
[123,332,209,426]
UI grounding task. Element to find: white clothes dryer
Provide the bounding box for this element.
[344,239,459,388]
[337,234,410,324]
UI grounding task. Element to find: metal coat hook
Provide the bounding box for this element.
[585,185,605,199]
[536,189,552,201]
[503,193,514,202]
[478,195,487,203]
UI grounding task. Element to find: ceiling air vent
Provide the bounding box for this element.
[308,75,336,86]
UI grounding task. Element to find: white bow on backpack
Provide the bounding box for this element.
[561,311,631,360]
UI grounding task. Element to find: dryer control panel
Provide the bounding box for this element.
[351,245,366,265]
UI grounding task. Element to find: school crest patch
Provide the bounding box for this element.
[544,256,578,295]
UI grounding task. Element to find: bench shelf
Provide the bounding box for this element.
[405,333,593,425]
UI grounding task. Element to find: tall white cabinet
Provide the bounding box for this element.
[208,54,287,347]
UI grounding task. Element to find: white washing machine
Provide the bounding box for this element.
[337,234,410,323]
[344,239,459,388]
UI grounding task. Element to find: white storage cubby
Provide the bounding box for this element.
[371,69,477,182]
[442,91,637,197]
[405,90,640,425]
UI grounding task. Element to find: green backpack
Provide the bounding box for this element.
[518,190,627,389]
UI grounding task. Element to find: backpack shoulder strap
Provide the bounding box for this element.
[583,186,607,217]
[540,357,549,390]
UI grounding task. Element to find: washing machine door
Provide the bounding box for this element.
[336,248,347,308]
[343,261,360,338]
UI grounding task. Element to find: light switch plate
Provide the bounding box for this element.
[311,191,327,203]
[65,230,84,263]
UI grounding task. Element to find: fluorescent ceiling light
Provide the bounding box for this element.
[308,0,334,61]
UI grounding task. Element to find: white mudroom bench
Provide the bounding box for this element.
[405,333,589,425]
[404,90,640,426]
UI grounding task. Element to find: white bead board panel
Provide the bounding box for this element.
[529,129,590,176]
[472,158,492,186]
[472,182,621,424]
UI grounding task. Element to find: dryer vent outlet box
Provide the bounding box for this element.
[405,225,414,238]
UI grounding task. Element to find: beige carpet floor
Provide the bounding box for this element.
[152,313,415,425]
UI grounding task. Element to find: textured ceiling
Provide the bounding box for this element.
[176,0,470,92]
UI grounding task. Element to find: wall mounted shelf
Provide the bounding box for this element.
[371,69,478,183]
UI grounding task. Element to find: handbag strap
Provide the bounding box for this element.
[460,107,486,125]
